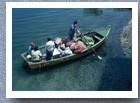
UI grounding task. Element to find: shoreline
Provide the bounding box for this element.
[120,19,132,59]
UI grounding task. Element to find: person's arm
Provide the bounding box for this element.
[77,29,82,35]
[73,26,78,37]
[58,46,64,54]
[39,51,42,56]
[74,32,77,36]
[28,46,31,55]
[76,26,82,35]
[76,27,82,35]
[38,51,42,60]
[53,42,55,51]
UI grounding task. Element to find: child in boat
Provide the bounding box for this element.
[31,46,42,62]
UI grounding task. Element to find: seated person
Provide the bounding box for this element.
[57,39,73,56]
[27,43,35,60]
[28,43,35,55]
[31,46,42,62]
[61,36,67,45]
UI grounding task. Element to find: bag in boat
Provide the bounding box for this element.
[58,46,73,57]
[74,45,83,53]
[26,55,31,59]
[53,48,61,59]
[66,40,75,47]
[76,40,86,49]
[70,45,83,54]
[54,37,61,45]
[62,47,73,56]
[82,36,94,46]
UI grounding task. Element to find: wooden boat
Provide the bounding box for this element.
[21,25,111,69]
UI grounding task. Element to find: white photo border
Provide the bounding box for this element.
[6,2,138,98]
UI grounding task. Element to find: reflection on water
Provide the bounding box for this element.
[96,43,107,58]
[84,8,103,16]
[114,8,132,12]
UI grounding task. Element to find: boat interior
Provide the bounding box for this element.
[84,31,103,43]
[24,31,104,62]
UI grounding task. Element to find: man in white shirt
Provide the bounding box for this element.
[45,38,55,60]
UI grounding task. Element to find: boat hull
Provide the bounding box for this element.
[21,26,111,69]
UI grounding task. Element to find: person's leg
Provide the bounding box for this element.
[46,51,53,60]
[46,51,48,60]
[50,51,53,60]
[70,33,74,41]
[46,51,50,60]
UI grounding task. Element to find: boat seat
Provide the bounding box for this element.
[76,37,81,40]
[94,35,102,41]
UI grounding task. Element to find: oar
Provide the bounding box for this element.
[77,28,102,60]
[81,34,102,59]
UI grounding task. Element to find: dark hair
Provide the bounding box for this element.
[34,46,39,51]
[74,21,78,25]
[47,38,51,41]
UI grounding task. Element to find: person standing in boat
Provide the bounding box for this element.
[45,38,55,60]
[68,21,82,41]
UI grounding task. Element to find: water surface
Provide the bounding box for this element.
[12,8,132,91]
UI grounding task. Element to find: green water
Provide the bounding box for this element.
[12,8,132,91]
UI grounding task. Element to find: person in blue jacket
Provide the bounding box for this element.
[68,21,82,41]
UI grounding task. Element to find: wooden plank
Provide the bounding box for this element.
[94,35,102,41]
